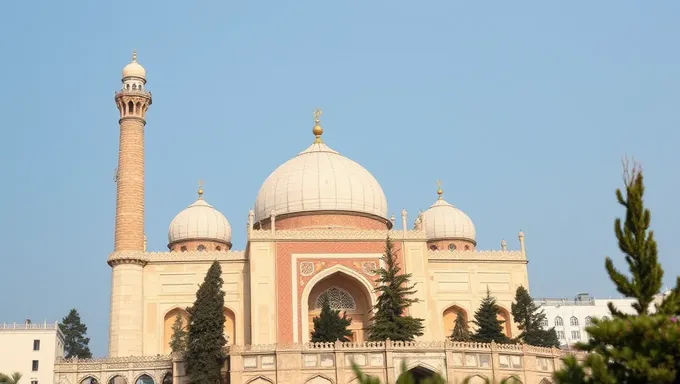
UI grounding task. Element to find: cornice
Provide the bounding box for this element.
[248,229,428,242]
[428,250,526,262]
[145,250,247,263]
[118,116,146,125]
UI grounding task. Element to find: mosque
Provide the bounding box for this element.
[53,52,566,384]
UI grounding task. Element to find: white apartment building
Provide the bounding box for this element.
[534,291,669,347]
[0,320,65,384]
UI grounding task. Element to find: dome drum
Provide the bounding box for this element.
[169,239,231,253]
[254,211,391,231]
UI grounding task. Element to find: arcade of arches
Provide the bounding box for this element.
[162,307,236,354]
[307,272,372,342]
[442,304,512,338]
[80,374,171,384]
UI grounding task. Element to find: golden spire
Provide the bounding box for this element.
[313,108,323,143]
[132,49,137,62]
[437,180,443,199]
[198,179,204,199]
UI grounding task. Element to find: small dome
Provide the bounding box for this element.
[421,198,476,242]
[168,198,232,246]
[122,50,146,79]
[253,141,388,223]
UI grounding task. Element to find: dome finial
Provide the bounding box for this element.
[132,49,137,62]
[312,108,323,143]
[197,179,204,199]
[437,180,443,199]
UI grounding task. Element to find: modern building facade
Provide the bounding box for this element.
[0,320,65,384]
[52,52,583,384]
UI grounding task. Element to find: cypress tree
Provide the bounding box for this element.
[471,289,510,344]
[169,312,187,353]
[450,310,472,342]
[310,293,353,342]
[59,309,92,359]
[186,261,226,384]
[511,286,559,347]
[555,160,680,383]
[367,235,424,341]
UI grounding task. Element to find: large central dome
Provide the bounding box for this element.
[253,113,388,224]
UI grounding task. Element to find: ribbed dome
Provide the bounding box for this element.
[253,142,388,223]
[421,198,476,242]
[168,198,232,245]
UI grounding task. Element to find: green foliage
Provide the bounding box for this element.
[169,312,187,353]
[554,160,680,383]
[0,372,22,384]
[449,310,472,342]
[310,293,353,342]
[471,289,510,344]
[59,309,92,359]
[367,236,424,342]
[511,286,560,347]
[186,261,227,384]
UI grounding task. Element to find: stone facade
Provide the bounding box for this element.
[55,341,582,384]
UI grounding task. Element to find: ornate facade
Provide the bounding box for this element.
[53,52,578,384]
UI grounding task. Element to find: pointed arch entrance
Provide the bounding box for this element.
[442,304,468,338]
[302,267,375,343]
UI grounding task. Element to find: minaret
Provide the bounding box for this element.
[108,50,152,357]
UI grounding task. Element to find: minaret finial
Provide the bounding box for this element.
[437,180,443,199]
[132,49,137,62]
[313,108,323,143]
[198,179,204,199]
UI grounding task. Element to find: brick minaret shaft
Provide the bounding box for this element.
[109,50,151,357]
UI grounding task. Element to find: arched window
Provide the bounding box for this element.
[448,243,456,251]
[215,246,222,251]
[464,245,470,250]
[570,316,579,326]
[127,101,134,115]
[554,316,563,326]
[197,244,206,252]
[132,84,137,90]
[429,245,438,251]
[180,246,187,252]
[585,316,592,326]
[315,286,356,310]
[135,375,154,384]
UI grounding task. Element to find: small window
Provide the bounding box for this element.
[571,330,581,340]
[215,246,222,251]
[197,244,206,252]
[132,84,137,90]
[33,339,40,351]
[570,316,579,326]
[32,360,39,371]
[585,316,592,326]
[464,245,470,250]
[556,331,565,339]
[448,243,456,251]
[180,246,187,252]
[540,319,548,327]
[555,316,563,326]
[31,380,38,384]
[429,245,438,251]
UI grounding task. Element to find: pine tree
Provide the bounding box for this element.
[169,312,188,353]
[450,310,472,342]
[554,160,680,383]
[186,261,227,384]
[511,286,560,347]
[311,293,353,342]
[59,309,92,359]
[471,289,510,344]
[367,235,424,341]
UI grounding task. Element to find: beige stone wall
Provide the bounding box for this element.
[109,261,144,357]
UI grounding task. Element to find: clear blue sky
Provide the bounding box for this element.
[0,1,678,357]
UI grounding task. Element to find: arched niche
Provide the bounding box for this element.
[224,307,236,345]
[463,374,489,384]
[442,304,468,337]
[307,271,373,342]
[497,306,512,337]
[134,375,154,384]
[163,307,189,354]
[305,375,333,384]
[80,377,99,384]
[161,374,172,384]
[401,365,438,382]
[107,376,127,384]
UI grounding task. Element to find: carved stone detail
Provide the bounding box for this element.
[300,261,315,276]
[362,261,378,276]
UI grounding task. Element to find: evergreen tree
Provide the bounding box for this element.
[169,312,188,353]
[0,372,22,384]
[311,293,353,342]
[59,309,92,359]
[511,286,560,347]
[471,289,510,344]
[450,310,472,342]
[367,236,424,342]
[554,160,680,383]
[186,261,227,384]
